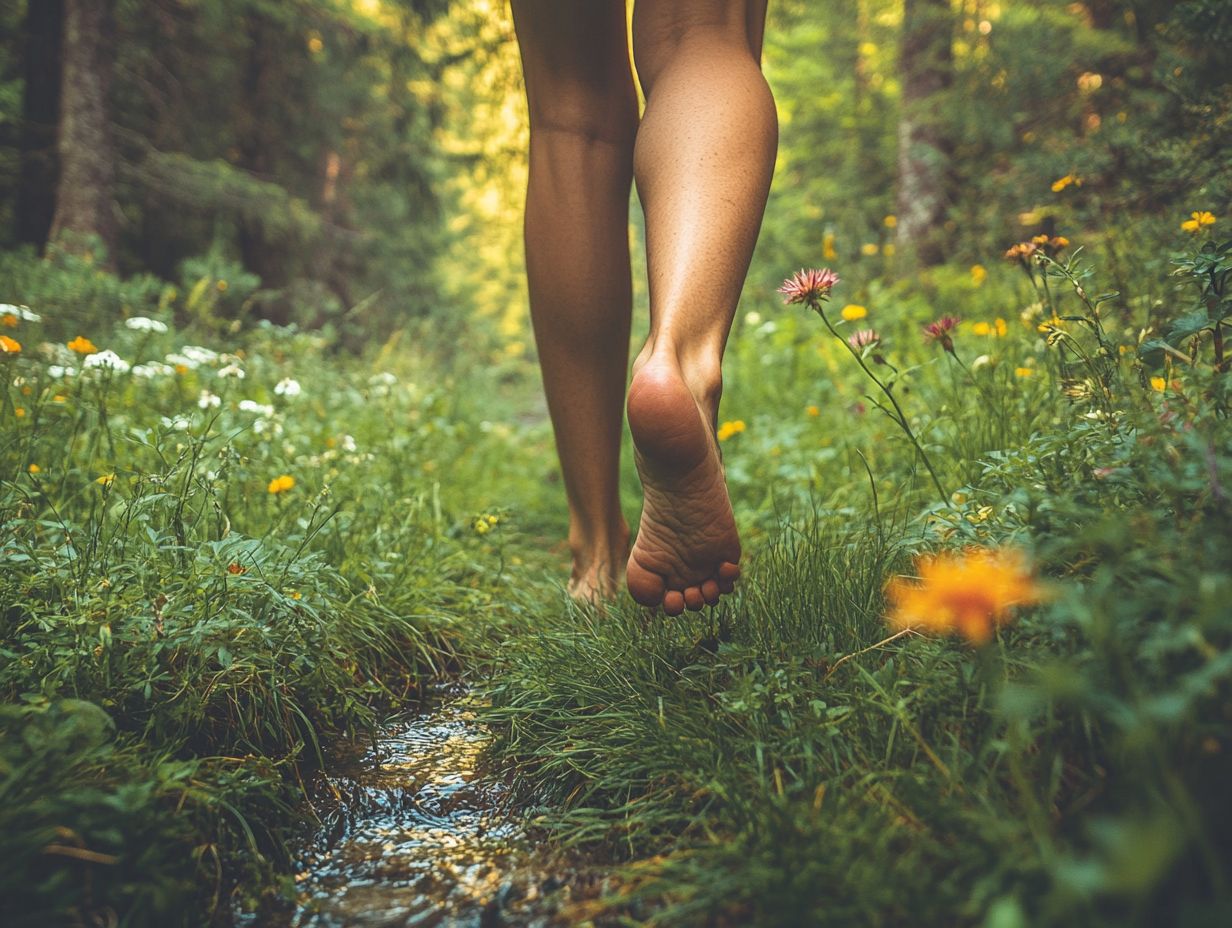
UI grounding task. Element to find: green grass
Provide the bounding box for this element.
[2,234,1231,926]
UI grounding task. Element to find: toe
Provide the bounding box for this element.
[718,577,736,594]
[663,590,686,615]
[626,555,666,607]
[701,579,720,604]
[684,586,705,611]
[718,561,741,582]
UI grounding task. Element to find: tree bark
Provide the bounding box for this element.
[49,0,119,263]
[896,0,953,267]
[17,0,64,250]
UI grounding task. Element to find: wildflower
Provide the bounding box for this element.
[28,463,40,473]
[96,473,115,487]
[67,336,98,354]
[884,214,898,228]
[0,334,20,355]
[226,563,247,575]
[1051,174,1081,193]
[923,316,960,353]
[53,394,66,403]
[846,328,882,351]
[180,345,219,366]
[1,304,40,323]
[132,361,175,378]
[1,314,15,328]
[473,517,491,535]
[778,268,840,307]
[368,372,398,387]
[216,279,229,292]
[160,415,191,431]
[861,242,879,256]
[274,377,302,397]
[267,474,296,495]
[341,434,357,453]
[486,514,500,526]
[841,304,868,321]
[717,420,746,441]
[238,399,275,416]
[1029,234,1069,256]
[1181,211,1216,233]
[124,316,169,333]
[970,264,987,286]
[14,407,25,417]
[971,355,992,371]
[972,321,992,336]
[198,390,221,409]
[882,243,896,257]
[1150,376,1167,392]
[1015,367,1034,378]
[806,405,821,417]
[83,350,131,373]
[217,362,245,380]
[885,547,1043,644]
[822,232,838,260]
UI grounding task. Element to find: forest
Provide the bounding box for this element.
[1,0,1231,925]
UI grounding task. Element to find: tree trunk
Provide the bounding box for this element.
[17,0,64,250]
[49,0,118,264]
[896,0,953,267]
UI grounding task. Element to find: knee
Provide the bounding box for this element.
[631,12,759,96]
[526,84,638,150]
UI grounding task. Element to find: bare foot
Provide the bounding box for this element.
[566,526,629,604]
[625,356,741,615]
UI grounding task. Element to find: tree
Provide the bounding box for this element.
[896,0,954,266]
[16,0,63,250]
[49,0,118,262]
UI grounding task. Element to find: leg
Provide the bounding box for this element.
[625,0,777,614]
[511,1,639,601]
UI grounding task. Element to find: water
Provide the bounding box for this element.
[249,689,569,928]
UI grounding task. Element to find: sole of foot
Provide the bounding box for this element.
[625,355,741,615]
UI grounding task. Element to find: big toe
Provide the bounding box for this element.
[627,556,666,607]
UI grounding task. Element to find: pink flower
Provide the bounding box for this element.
[924,316,960,353]
[778,268,840,306]
[846,329,882,351]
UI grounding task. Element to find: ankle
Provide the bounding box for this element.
[635,343,723,415]
[568,521,630,566]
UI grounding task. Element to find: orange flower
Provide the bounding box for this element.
[226,562,247,575]
[885,547,1043,644]
[1,314,17,328]
[0,334,20,355]
[67,336,98,354]
[267,474,296,495]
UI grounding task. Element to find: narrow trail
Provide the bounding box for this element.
[248,687,577,928]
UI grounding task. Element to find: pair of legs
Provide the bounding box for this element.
[513,0,777,614]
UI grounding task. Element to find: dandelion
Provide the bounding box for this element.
[28,463,40,474]
[274,377,301,397]
[0,334,21,355]
[1015,367,1034,378]
[267,474,296,495]
[96,473,115,487]
[217,362,245,380]
[885,547,1043,645]
[778,268,840,307]
[83,350,131,373]
[67,336,98,355]
[1150,376,1167,392]
[841,304,868,321]
[1051,174,1081,193]
[970,264,987,286]
[884,214,898,228]
[860,242,879,256]
[717,419,746,441]
[1181,211,1216,233]
[923,316,960,353]
[197,390,221,409]
[846,328,881,351]
[124,316,169,333]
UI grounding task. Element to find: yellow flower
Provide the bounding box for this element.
[486,514,500,525]
[884,214,898,228]
[1150,376,1167,392]
[806,405,821,417]
[970,264,987,286]
[67,336,98,354]
[882,243,896,257]
[473,519,490,535]
[14,407,24,418]
[1015,367,1034,378]
[267,474,296,494]
[995,318,1007,337]
[1,314,17,328]
[841,304,868,321]
[96,473,115,487]
[822,232,838,260]
[972,321,992,336]
[717,420,746,441]
[0,334,21,355]
[1181,210,1216,233]
[861,242,879,256]
[1051,174,1081,193]
[53,394,67,403]
[27,463,40,474]
[216,279,229,292]
[885,547,1044,645]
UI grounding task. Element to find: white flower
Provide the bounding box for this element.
[253,418,283,437]
[744,311,763,326]
[368,372,397,386]
[197,390,221,409]
[274,377,301,397]
[83,350,131,373]
[341,434,357,453]
[180,345,219,366]
[217,363,245,380]
[204,470,219,482]
[1,304,40,322]
[238,399,275,416]
[124,316,169,334]
[132,361,175,378]
[164,353,198,369]
[160,415,191,431]
[971,354,992,371]
[47,365,77,379]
